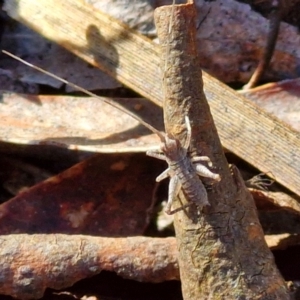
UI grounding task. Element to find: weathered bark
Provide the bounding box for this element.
[0,235,178,299]
[154,2,289,299]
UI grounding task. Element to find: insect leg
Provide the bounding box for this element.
[191,156,213,167]
[183,115,192,151]
[146,150,166,161]
[165,175,181,215]
[194,163,221,181]
[156,168,171,182]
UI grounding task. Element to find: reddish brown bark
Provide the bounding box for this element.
[0,235,178,299]
[154,2,289,299]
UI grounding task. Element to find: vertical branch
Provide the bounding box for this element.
[154,2,289,299]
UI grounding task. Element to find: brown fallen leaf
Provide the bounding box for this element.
[265,233,300,250]
[250,188,300,215]
[0,92,163,152]
[194,0,300,83]
[0,234,179,299]
[240,78,300,131]
[0,153,162,235]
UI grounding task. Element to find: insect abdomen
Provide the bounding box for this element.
[171,157,209,208]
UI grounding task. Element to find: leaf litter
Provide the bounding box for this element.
[1,0,300,299]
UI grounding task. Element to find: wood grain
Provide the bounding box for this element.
[4,0,300,196]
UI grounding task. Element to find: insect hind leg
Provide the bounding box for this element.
[165,175,181,214]
[156,168,171,182]
[183,115,192,151]
[191,156,213,167]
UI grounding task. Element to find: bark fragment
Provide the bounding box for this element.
[154,2,289,299]
[0,233,294,299]
[0,235,178,299]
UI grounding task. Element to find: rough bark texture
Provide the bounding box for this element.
[154,2,289,299]
[0,233,290,300]
[0,235,178,299]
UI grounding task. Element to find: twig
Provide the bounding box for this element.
[243,0,283,89]
[154,1,289,299]
[0,234,178,299]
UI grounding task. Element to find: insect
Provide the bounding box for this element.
[2,50,220,215]
[147,116,220,214]
[141,0,219,214]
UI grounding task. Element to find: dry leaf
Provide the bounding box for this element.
[3,0,300,90]
[0,22,120,92]
[0,153,162,235]
[194,0,300,83]
[251,188,300,215]
[265,233,300,250]
[240,78,300,131]
[82,0,300,83]
[0,92,163,152]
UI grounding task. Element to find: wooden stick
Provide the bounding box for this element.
[0,234,178,299]
[4,0,300,197]
[0,233,290,299]
[154,2,288,299]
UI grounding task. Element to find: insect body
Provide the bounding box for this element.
[147,116,220,215]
